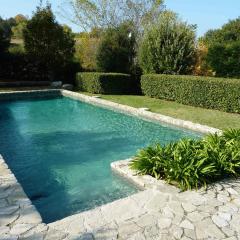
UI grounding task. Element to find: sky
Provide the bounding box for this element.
[1,0,240,37]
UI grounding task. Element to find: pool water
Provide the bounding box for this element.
[0,97,200,223]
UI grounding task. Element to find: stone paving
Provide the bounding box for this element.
[48,160,240,240]
[2,155,240,240]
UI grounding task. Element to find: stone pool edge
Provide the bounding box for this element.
[0,154,82,239]
[61,90,221,135]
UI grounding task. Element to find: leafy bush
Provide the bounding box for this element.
[96,22,135,74]
[76,72,135,94]
[0,52,80,83]
[206,41,240,78]
[0,17,14,53]
[138,11,196,75]
[75,32,100,71]
[23,3,75,81]
[141,74,240,113]
[201,17,240,78]
[130,129,240,190]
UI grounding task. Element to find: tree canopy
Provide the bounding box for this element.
[201,17,240,78]
[23,3,75,80]
[139,11,196,74]
[60,0,164,37]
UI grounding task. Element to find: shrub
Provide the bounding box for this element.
[138,11,196,75]
[76,72,135,94]
[130,129,240,191]
[0,17,14,53]
[207,41,240,78]
[201,17,240,78]
[141,74,240,113]
[23,3,75,81]
[96,22,135,74]
[0,52,80,84]
[75,34,100,71]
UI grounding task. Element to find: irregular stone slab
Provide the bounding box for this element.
[9,223,35,235]
[172,226,183,239]
[157,218,172,229]
[182,203,196,213]
[0,214,19,226]
[212,214,229,227]
[92,222,118,240]
[15,206,42,224]
[0,206,19,215]
[179,220,194,230]
[118,221,142,237]
[144,192,169,212]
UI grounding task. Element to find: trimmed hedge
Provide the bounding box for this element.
[141,74,240,113]
[76,72,134,94]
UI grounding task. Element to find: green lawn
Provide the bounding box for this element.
[80,93,240,130]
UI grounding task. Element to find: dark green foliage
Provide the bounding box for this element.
[202,17,240,47]
[141,74,240,113]
[23,3,75,81]
[202,17,240,77]
[76,72,134,94]
[206,41,240,78]
[130,129,240,191]
[0,52,80,83]
[0,17,15,53]
[96,22,135,73]
[0,53,49,81]
[139,11,196,75]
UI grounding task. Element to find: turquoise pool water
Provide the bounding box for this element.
[0,97,200,223]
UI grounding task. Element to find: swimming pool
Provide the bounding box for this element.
[0,96,200,223]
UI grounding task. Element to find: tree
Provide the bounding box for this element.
[75,32,100,71]
[60,0,164,38]
[201,17,240,78]
[23,3,75,80]
[201,17,240,47]
[96,22,135,73]
[138,11,196,74]
[206,41,240,78]
[12,15,28,39]
[0,17,15,53]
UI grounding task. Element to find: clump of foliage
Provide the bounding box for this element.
[193,40,214,76]
[96,22,135,73]
[138,11,196,75]
[61,0,164,39]
[23,3,76,81]
[130,129,240,191]
[76,72,135,94]
[206,41,240,78]
[0,17,15,53]
[141,74,240,113]
[202,17,240,78]
[75,28,101,71]
[11,14,28,40]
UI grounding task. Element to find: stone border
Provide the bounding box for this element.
[0,154,44,238]
[111,159,180,193]
[61,90,221,134]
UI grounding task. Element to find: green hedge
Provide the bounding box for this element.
[141,74,240,113]
[76,72,134,94]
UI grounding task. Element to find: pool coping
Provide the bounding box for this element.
[61,90,221,135]
[0,89,224,239]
